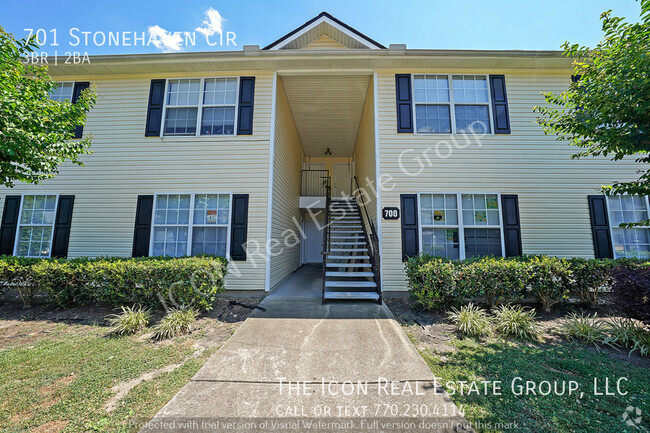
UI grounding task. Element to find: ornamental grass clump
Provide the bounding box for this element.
[603,317,650,357]
[447,303,492,336]
[493,304,539,341]
[107,305,151,336]
[562,313,607,345]
[152,307,199,341]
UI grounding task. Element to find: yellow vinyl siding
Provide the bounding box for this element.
[376,70,645,291]
[269,78,304,289]
[0,72,274,291]
[301,35,348,50]
[353,77,377,224]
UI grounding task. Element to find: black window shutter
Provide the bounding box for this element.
[237,77,255,135]
[72,82,90,138]
[51,195,75,258]
[395,74,413,133]
[587,195,613,259]
[489,75,510,134]
[501,194,522,257]
[400,194,419,261]
[0,196,21,256]
[230,194,249,260]
[145,79,166,137]
[132,195,154,257]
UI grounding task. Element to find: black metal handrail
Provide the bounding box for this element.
[321,177,332,303]
[301,170,330,197]
[353,176,382,303]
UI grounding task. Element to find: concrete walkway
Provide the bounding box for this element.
[141,298,472,433]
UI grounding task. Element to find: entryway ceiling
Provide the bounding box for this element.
[280,74,371,157]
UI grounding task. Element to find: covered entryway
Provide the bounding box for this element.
[269,71,381,301]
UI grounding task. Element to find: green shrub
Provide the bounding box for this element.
[447,303,492,336]
[493,304,539,341]
[524,256,571,312]
[562,313,607,344]
[407,256,460,311]
[107,305,151,336]
[0,256,42,306]
[152,307,199,341]
[459,257,529,308]
[567,258,612,307]
[0,255,227,311]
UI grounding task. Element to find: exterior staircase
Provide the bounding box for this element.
[322,197,381,302]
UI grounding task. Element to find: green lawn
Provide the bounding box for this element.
[0,320,218,432]
[417,337,649,433]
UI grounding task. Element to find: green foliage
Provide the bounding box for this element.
[562,313,607,344]
[0,255,228,310]
[106,305,151,336]
[447,303,492,336]
[566,257,612,306]
[459,257,529,308]
[603,317,650,356]
[152,307,199,341]
[493,304,539,341]
[534,1,650,202]
[526,255,571,312]
[406,256,460,311]
[0,26,98,187]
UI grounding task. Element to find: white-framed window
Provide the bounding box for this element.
[150,193,231,258]
[14,195,59,258]
[606,195,650,259]
[419,193,504,259]
[49,82,74,102]
[413,75,492,135]
[162,77,238,137]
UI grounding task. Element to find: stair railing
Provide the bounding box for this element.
[321,176,332,303]
[353,176,382,303]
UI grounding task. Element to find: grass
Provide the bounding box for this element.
[493,304,539,341]
[447,303,492,336]
[0,320,215,432]
[562,313,607,345]
[415,336,650,433]
[152,307,199,341]
[107,305,151,336]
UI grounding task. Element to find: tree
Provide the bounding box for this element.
[535,1,650,200]
[0,26,97,188]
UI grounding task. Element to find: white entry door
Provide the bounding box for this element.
[302,219,323,263]
[332,163,350,197]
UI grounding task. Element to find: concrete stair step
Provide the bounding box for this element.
[325,280,377,288]
[325,263,371,268]
[326,271,375,277]
[327,255,370,260]
[331,248,368,252]
[330,235,364,239]
[323,291,380,301]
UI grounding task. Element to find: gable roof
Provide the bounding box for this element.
[262,12,386,50]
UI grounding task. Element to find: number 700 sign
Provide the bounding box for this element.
[382,207,400,220]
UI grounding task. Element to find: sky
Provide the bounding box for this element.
[1,0,643,55]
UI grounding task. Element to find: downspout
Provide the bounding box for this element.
[264,72,278,292]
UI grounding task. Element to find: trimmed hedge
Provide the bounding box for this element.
[406,254,648,313]
[0,255,228,311]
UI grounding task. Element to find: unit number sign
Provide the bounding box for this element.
[382,207,400,220]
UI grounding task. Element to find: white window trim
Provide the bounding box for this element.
[411,74,495,136]
[605,195,650,259]
[417,192,505,260]
[13,193,60,258]
[149,193,233,259]
[50,82,75,102]
[160,77,240,138]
